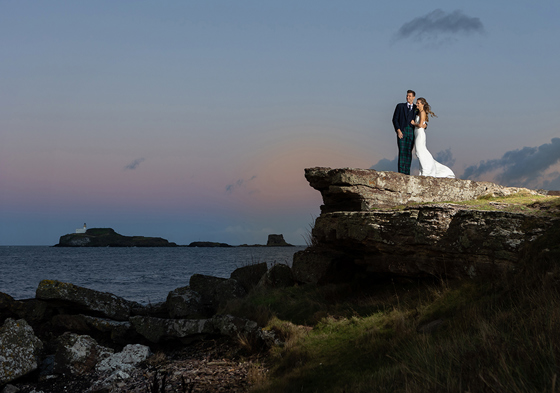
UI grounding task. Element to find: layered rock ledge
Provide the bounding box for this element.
[293,167,559,283]
[305,167,545,212]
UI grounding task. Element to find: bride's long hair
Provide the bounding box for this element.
[417,97,437,122]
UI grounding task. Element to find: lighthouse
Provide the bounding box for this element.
[75,223,87,234]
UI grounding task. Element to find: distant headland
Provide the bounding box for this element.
[55,227,294,247]
[55,228,178,247]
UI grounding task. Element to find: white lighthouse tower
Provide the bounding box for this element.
[75,223,87,234]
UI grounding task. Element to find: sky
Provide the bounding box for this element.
[1,1,559,246]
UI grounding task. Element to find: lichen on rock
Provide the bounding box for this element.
[0,318,43,385]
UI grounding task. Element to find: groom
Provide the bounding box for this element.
[392,90,416,175]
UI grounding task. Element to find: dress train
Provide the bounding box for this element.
[414,119,455,178]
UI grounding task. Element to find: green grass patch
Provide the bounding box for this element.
[408,193,560,217]
[227,193,560,392]
[241,247,560,393]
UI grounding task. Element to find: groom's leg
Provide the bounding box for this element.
[397,126,414,175]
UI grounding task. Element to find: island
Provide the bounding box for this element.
[238,234,295,247]
[54,228,177,247]
[186,241,233,248]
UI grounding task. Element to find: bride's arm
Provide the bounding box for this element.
[411,112,428,128]
[419,112,427,128]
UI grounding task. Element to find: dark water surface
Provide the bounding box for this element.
[0,246,305,304]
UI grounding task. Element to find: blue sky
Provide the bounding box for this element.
[1,1,559,245]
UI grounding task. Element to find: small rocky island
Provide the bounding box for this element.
[55,228,177,247]
[189,234,295,247]
[238,234,295,247]
[186,241,233,247]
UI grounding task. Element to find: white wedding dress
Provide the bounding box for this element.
[414,115,455,178]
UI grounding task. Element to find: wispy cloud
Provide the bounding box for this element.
[124,158,145,170]
[225,175,258,194]
[395,9,485,43]
[463,138,560,188]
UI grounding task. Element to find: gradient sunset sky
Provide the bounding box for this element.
[1,1,559,246]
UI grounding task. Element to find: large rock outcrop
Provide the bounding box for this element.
[293,167,559,283]
[305,167,544,212]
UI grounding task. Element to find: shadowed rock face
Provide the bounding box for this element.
[292,167,558,283]
[36,280,141,321]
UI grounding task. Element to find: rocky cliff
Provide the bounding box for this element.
[55,228,177,247]
[293,167,559,283]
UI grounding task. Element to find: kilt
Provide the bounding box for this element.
[397,125,414,175]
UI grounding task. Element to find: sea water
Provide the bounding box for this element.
[0,246,306,304]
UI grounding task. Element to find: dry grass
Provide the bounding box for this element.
[247,362,268,389]
[145,351,168,367]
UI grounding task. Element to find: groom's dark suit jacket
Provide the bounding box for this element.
[392,102,417,133]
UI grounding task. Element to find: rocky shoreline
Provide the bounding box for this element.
[10,336,263,393]
[0,261,294,392]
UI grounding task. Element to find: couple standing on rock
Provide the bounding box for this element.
[392,89,455,178]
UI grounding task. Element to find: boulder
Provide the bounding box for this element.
[131,301,168,318]
[257,264,295,288]
[292,249,348,285]
[81,315,136,344]
[49,314,137,344]
[36,280,139,321]
[129,315,214,343]
[96,344,152,373]
[9,299,54,326]
[53,332,113,375]
[211,314,259,336]
[213,279,247,306]
[50,314,91,334]
[1,384,20,393]
[129,314,275,345]
[0,292,16,323]
[0,318,43,385]
[211,315,282,348]
[166,287,205,319]
[189,274,246,313]
[230,262,268,292]
[0,292,14,312]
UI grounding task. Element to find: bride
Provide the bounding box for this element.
[411,98,455,178]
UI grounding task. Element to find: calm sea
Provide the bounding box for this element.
[0,246,306,305]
